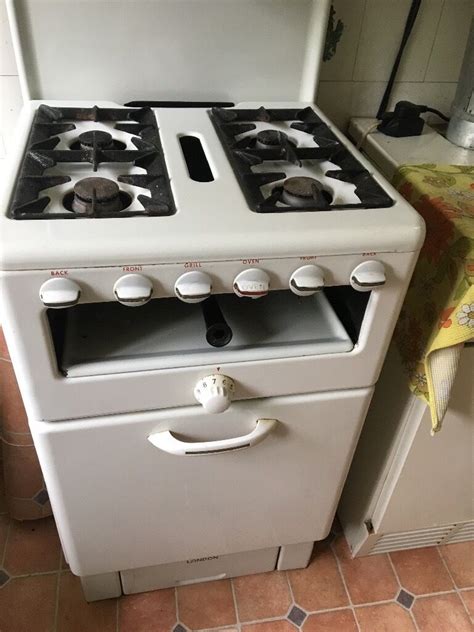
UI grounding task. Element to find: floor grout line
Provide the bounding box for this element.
[458,590,474,624]
[52,571,61,632]
[437,544,461,590]
[174,586,181,627]
[283,573,303,629]
[435,545,472,621]
[387,553,402,590]
[329,537,361,632]
[1,568,63,580]
[0,520,11,569]
[229,577,242,632]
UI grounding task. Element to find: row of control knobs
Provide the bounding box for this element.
[39,262,386,308]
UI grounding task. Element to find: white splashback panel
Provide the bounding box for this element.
[7,0,330,103]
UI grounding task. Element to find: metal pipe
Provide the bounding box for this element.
[447,17,474,149]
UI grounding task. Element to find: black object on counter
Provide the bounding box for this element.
[377,100,449,138]
[202,296,233,348]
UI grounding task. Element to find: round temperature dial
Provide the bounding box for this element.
[194,374,235,414]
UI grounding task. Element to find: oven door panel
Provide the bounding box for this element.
[32,388,373,577]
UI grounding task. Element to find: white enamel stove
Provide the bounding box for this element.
[1,0,424,602]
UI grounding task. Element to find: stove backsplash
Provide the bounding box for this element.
[1,0,469,158]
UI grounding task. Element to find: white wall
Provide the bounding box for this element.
[0,0,21,160]
[0,0,472,153]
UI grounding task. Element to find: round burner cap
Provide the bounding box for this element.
[73,177,120,203]
[256,129,288,146]
[78,130,113,149]
[282,176,323,199]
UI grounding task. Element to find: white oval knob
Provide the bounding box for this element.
[114,274,153,306]
[350,261,386,292]
[233,269,269,299]
[194,374,235,414]
[290,265,325,296]
[39,278,81,308]
[175,271,212,303]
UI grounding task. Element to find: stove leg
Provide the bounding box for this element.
[276,541,314,571]
[80,572,122,601]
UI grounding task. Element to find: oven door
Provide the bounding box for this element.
[31,387,372,577]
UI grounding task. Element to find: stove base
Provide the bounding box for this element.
[79,541,314,601]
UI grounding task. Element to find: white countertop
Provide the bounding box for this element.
[349,118,473,180]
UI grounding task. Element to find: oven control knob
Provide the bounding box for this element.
[350,261,386,292]
[289,265,325,296]
[39,278,81,309]
[233,269,269,299]
[194,374,235,414]
[175,271,212,303]
[114,274,153,306]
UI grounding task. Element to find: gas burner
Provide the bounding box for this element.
[211,106,394,213]
[281,177,332,209]
[63,177,132,216]
[70,130,126,151]
[9,105,176,219]
[232,127,299,164]
[255,130,289,149]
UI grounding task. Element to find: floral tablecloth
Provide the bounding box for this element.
[393,164,474,433]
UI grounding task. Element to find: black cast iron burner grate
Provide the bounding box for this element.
[210,106,393,213]
[9,105,176,219]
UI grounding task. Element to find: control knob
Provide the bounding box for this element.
[175,271,212,303]
[194,374,235,414]
[233,269,269,299]
[39,278,81,308]
[350,261,386,292]
[114,274,153,306]
[289,265,325,296]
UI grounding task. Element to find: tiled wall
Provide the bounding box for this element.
[0,0,472,154]
[316,0,473,129]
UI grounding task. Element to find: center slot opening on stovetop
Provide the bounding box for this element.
[47,289,366,378]
[179,135,214,182]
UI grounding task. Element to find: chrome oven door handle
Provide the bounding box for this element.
[147,418,278,456]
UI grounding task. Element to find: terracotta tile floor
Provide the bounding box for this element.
[0,502,473,631]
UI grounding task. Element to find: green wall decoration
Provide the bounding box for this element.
[323,4,344,62]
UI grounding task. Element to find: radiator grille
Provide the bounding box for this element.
[448,522,474,544]
[368,521,474,554]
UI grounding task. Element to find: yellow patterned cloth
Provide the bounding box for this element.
[393,164,474,433]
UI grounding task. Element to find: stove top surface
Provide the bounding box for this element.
[10,103,393,221]
[0,101,425,270]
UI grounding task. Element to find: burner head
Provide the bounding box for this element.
[281,176,332,210]
[70,177,123,215]
[78,130,114,150]
[256,129,288,148]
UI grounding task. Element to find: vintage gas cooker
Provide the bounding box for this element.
[0,0,425,602]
